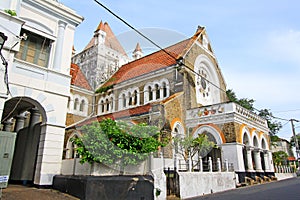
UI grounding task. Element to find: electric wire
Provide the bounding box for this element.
[273,109,300,113]
[92,0,297,123]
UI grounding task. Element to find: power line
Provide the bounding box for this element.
[273,108,300,113]
[93,0,226,95]
[92,0,294,123]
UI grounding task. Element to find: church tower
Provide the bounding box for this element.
[71,21,129,89]
[132,42,143,60]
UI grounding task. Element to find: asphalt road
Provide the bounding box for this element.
[188,177,300,200]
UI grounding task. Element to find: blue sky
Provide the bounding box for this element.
[60,0,300,140]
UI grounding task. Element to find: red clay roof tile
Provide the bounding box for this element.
[70,63,92,90]
[68,104,152,129]
[102,38,193,88]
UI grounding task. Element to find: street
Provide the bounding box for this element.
[188,177,300,200]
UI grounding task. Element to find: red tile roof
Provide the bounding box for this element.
[67,104,152,129]
[70,63,92,90]
[84,21,127,56]
[102,37,194,88]
[287,156,296,161]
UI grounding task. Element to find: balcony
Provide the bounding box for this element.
[186,102,268,132]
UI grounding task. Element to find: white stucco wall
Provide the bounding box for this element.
[178,172,236,199]
[221,143,245,172]
[275,173,297,180]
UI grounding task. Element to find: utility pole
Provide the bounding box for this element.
[290,119,300,170]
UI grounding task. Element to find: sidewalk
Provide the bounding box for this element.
[1,184,78,200]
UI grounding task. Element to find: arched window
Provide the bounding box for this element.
[65,134,80,159]
[101,100,105,113]
[79,99,85,112]
[122,93,126,108]
[128,92,132,106]
[148,86,153,101]
[253,136,259,148]
[106,99,109,111]
[162,82,168,98]
[110,97,114,111]
[74,98,79,110]
[155,84,160,99]
[133,90,138,105]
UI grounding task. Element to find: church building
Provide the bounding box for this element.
[65,25,274,184]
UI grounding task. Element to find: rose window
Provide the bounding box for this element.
[197,69,210,98]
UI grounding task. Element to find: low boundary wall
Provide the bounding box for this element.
[53,175,154,200]
[178,172,236,199]
[275,173,297,181]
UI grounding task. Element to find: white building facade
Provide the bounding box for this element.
[0,0,83,186]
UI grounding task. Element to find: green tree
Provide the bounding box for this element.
[72,119,165,173]
[173,134,215,170]
[258,109,282,136]
[226,89,255,111]
[272,151,288,165]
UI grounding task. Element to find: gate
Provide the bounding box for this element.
[0,131,17,188]
[164,167,180,197]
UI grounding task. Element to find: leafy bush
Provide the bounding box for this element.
[72,119,166,168]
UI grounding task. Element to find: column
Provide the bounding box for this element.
[21,108,41,182]
[188,152,192,172]
[263,150,270,172]
[53,20,67,71]
[268,151,275,172]
[28,108,41,128]
[160,152,164,171]
[253,149,263,172]
[217,158,221,172]
[173,152,178,170]
[199,156,203,172]
[208,157,212,172]
[3,118,13,131]
[14,113,27,132]
[225,159,229,172]
[246,147,254,171]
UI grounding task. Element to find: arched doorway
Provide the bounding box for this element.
[1,97,46,185]
[172,122,185,170]
[193,125,223,172]
[242,132,250,170]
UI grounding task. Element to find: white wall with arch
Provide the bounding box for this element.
[194,54,221,106]
[143,78,170,104]
[69,94,89,116]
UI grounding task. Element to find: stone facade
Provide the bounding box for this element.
[72,21,129,89]
[64,25,274,189]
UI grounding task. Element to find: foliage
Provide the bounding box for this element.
[226,89,255,111]
[173,134,215,161]
[95,85,113,94]
[226,89,282,137]
[4,9,17,16]
[272,151,288,165]
[72,119,166,168]
[290,134,300,148]
[258,109,282,136]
